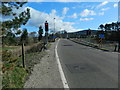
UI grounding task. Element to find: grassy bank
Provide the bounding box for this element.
[2,42,51,89]
[2,67,28,88]
[1,46,20,50]
[2,50,28,88]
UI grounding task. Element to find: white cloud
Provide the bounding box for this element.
[98,12,105,16]
[24,7,78,33]
[113,3,118,8]
[90,6,96,9]
[80,18,94,21]
[72,7,76,9]
[62,7,69,16]
[118,16,120,22]
[68,13,77,19]
[49,9,57,17]
[72,5,96,10]
[101,7,110,11]
[97,1,108,8]
[80,9,96,17]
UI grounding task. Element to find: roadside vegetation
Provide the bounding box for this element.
[2,50,27,88]
[1,1,46,89]
[2,48,48,88]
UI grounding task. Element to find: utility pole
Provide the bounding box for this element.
[53,18,56,41]
[54,18,55,33]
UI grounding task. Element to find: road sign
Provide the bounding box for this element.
[53,36,56,38]
[99,34,104,38]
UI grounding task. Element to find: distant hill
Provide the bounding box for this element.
[68,30,98,35]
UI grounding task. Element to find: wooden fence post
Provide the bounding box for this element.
[22,43,25,68]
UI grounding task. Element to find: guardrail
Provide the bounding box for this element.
[70,38,116,52]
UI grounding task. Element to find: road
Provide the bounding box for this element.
[57,39,118,88]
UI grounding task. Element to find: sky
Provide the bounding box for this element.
[1,0,119,34]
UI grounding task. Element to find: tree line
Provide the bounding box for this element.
[98,21,120,42]
[98,22,120,31]
[2,26,43,46]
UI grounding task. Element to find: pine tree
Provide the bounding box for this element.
[1,2,30,36]
[20,28,28,44]
[99,24,104,31]
[38,26,43,41]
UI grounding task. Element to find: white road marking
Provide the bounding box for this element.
[55,39,69,89]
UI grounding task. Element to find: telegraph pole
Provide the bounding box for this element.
[54,18,55,33]
[53,18,56,41]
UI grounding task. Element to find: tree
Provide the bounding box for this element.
[99,24,104,31]
[29,32,36,37]
[104,24,111,31]
[29,31,37,43]
[1,2,30,37]
[2,31,16,46]
[98,22,120,42]
[38,26,43,41]
[111,22,116,30]
[115,22,119,31]
[60,30,67,38]
[103,22,120,31]
[15,30,22,35]
[20,28,28,44]
[117,22,120,31]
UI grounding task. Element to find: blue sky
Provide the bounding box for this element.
[20,1,118,33]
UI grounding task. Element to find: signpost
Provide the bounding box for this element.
[53,36,56,39]
[99,34,104,38]
[98,34,104,48]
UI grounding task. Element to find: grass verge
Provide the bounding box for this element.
[2,42,52,89]
[2,50,28,88]
[1,46,20,50]
[2,67,28,88]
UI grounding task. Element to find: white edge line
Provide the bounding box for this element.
[55,39,69,89]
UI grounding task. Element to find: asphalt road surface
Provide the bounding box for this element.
[57,39,118,88]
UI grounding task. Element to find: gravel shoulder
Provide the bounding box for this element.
[24,41,63,88]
